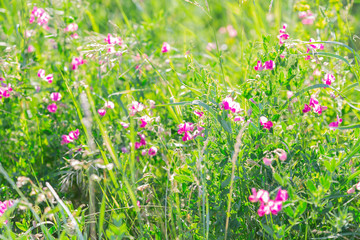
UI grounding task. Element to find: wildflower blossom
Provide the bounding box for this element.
[140,115,151,128]
[98,109,106,117]
[47,103,57,113]
[206,42,216,51]
[50,92,62,102]
[249,188,288,217]
[64,23,78,32]
[226,25,237,37]
[104,33,122,45]
[28,45,35,53]
[30,6,50,26]
[129,101,145,116]
[0,200,14,224]
[220,97,242,114]
[259,116,273,130]
[120,122,129,129]
[104,101,115,109]
[61,129,80,145]
[148,147,158,156]
[263,157,273,166]
[277,24,289,45]
[194,111,204,118]
[161,42,170,53]
[299,10,315,25]
[329,115,343,130]
[323,73,335,86]
[254,60,275,71]
[71,56,86,70]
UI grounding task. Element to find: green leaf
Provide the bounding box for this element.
[306,180,317,193]
[294,201,307,217]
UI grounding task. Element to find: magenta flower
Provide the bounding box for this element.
[234,116,244,122]
[38,69,45,78]
[275,189,288,202]
[148,146,158,156]
[323,73,335,86]
[299,11,315,25]
[249,189,269,203]
[254,61,265,71]
[279,151,287,161]
[161,42,170,53]
[259,116,273,130]
[277,24,289,45]
[347,188,355,194]
[71,33,79,39]
[0,200,13,224]
[309,38,324,50]
[264,60,275,70]
[50,92,62,102]
[104,34,122,45]
[129,101,145,116]
[30,6,49,26]
[47,103,57,113]
[178,122,194,134]
[313,104,327,115]
[45,74,53,83]
[220,97,242,114]
[61,129,80,145]
[71,56,86,70]
[98,109,106,117]
[268,200,283,215]
[194,111,204,118]
[140,116,151,128]
[64,23,78,32]
[120,122,129,129]
[329,115,343,130]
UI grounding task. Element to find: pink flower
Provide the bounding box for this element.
[120,122,129,129]
[221,97,242,114]
[37,69,45,78]
[104,34,122,45]
[206,42,216,51]
[275,189,288,202]
[149,100,156,109]
[194,111,204,117]
[104,101,115,109]
[313,104,327,115]
[71,56,86,70]
[182,132,193,142]
[47,103,57,113]
[137,200,141,208]
[0,200,13,224]
[277,24,289,45]
[234,116,244,122]
[323,73,335,86]
[329,115,343,130]
[302,16,315,25]
[356,182,360,191]
[45,74,53,83]
[30,7,49,26]
[279,151,287,161]
[249,189,270,204]
[259,116,273,130]
[287,91,294,99]
[98,109,106,117]
[178,122,194,134]
[264,60,275,70]
[258,202,271,217]
[309,38,324,50]
[28,45,35,53]
[148,146,158,156]
[263,157,273,166]
[268,200,283,215]
[309,96,319,108]
[135,142,142,150]
[64,23,78,32]
[161,42,170,53]
[254,61,265,71]
[140,116,151,128]
[61,129,79,145]
[141,149,147,156]
[71,33,79,39]
[226,25,237,37]
[304,55,311,61]
[347,188,355,194]
[129,101,145,116]
[68,129,80,140]
[50,92,62,101]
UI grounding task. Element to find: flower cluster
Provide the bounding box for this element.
[47,92,62,113]
[98,100,115,117]
[37,69,53,83]
[161,42,170,53]
[104,33,123,53]
[322,73,335,86]
[259,116,273,130]
[64,23,79,39]
[254,60,275,71]
[277,24,289,45]
[135,133,147,150]
[263,149,287,166]
[219,25,238,38]
[329,115,343,130]
[178,122,204,142]
[71,56,86,70]
[0,83,12,99]
[0,200,14,224]
[302,95,327,115]
[129,101,145,116]
[299,10,315,25]
[29,6,50,26]
[249,188,288,217]
[305,38,324,60]
[61,129,80,145]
